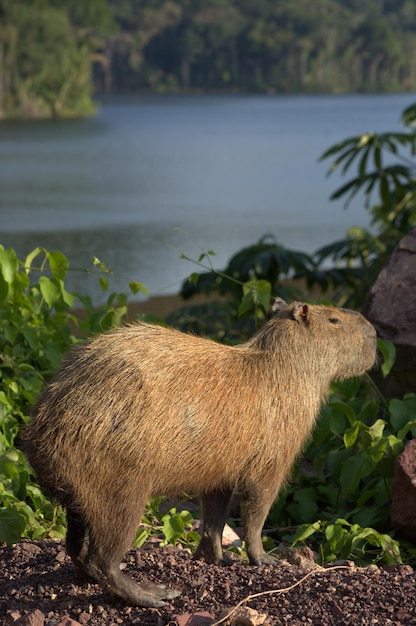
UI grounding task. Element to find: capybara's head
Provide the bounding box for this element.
[261,299,377,382]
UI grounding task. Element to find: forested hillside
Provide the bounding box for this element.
[1,0,416,118]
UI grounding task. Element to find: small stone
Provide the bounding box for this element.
[219,606,268,626]
[55,550,67,563]
[6,611,22,623]
[13,609,45,626]
[54,619,83,626]
[174,612,215,626]
[367,564,380,574]
[222,524,242,549]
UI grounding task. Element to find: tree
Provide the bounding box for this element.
[0,0,113,119]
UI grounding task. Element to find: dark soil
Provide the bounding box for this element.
[1,540,415,625]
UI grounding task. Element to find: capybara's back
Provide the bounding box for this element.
[23,300,377,606]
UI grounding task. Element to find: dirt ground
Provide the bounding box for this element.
[1,540,415,626]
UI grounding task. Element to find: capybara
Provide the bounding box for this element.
[22,300,377,607]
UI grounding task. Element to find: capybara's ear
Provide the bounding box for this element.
[271,297,287,316]
[291,302,309,324]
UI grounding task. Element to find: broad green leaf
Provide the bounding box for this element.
[397,419,416,441]
[60,282,74,307]
[0,392,12,409]
[48,251,69,281]
[188,272,199,286]
[49,524,67,540]
[162,513,185,543]
[0,247,18,284]
[389,395,416,432]
[368,419,386,439]
[39,276,61,308]
[99,277,109,291]
[239,279,271,316]
[0,508,27,544]
[340,454,375,495]
[133,527,150,548]
[377,338,396,377]
[292,521,322,545]
[343,421,360,448]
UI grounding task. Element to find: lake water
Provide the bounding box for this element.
[1,93,415,302]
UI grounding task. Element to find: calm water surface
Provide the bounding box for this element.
[1,93,415,301]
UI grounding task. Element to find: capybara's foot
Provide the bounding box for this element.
[136,581,182,607]
[194,536,234,566]
[111,576,181,607]
[248,551,278,566]
[84,559,180,607]
[194,547,235,566]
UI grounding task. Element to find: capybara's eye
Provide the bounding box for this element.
[329,318,341,325]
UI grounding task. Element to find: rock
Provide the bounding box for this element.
[17,540,43,559]
[174,612,215,625]
[279,546,323,572]
[218,606,269,626]
[363,229,416,398]
[54,619,83,626]
[391,439,416,545]
[222,524,242,549]
[12,609,45,626]
[5,611,22,625]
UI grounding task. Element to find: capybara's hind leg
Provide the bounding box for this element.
[83,546,180,607]
[77,500,180,607]
[194,489,233,565]
[66,508,90,575]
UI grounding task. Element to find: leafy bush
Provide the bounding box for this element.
[310,102,416,308]
[269,369,416,565]
[0,245,146,543]
[173,235,315,339]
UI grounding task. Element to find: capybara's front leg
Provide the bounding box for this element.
[241,485,279,565]
[194,489,233,565]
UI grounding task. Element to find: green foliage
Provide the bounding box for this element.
[0,245,147,542]
[174,235,314,338]
[3,0,416,118]
[133,498,200,553]
[268,373,416,565]
[314,102,416,308]
[292,519,401,566]
[99,0,416,94]
[0,0,113,119]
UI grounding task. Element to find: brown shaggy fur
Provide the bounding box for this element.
[22,301,377,607]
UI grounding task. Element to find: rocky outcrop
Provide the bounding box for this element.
[392,440,416,544]
[363,229,416,398]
